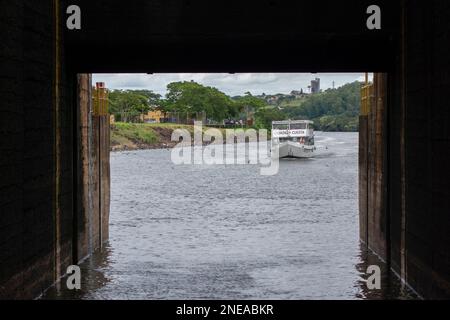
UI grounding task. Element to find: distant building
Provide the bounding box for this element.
[290,89,306,98]
[142,109,164,123]
[311,78,321,94]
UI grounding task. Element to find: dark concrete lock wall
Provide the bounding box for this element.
[0,2,110,299]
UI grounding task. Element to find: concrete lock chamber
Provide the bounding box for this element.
[0,0,450,299]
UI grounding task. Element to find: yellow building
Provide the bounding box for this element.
[142,110,164,123]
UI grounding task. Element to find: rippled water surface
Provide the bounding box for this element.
[43,132,417,300]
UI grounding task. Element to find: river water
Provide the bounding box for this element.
[43,132,417,300]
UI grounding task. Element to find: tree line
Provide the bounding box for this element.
[108,81,267,125]
[108,80,362,131]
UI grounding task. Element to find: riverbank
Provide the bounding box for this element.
[111,123,188,151]
[111,122,258,152]
[110,123,269,152]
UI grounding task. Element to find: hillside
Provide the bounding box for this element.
[280,81,361,132]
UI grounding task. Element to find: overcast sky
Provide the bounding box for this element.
[93,73,368,96]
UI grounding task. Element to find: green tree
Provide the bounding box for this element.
[232,93,268,125]
[233,92,267,113]
[165,81,235,121]
[109,90,150,122]
[254,107,285,130]
[132,90,162,106]
[281,81,361,131]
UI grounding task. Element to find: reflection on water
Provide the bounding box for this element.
[355,245,418,300]
[43,243,418,300]
[43,246,113,300]
[42,132,418,300]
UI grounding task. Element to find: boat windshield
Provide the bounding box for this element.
[275,136,315,145]
[273,124,289,130]
[290,123,308,129]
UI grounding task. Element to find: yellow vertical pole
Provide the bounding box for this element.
[93,82,108,116]
[92,83,109,247]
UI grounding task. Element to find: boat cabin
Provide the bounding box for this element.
[272,120,315,146]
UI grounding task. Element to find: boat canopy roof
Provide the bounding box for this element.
[272,120,314,125]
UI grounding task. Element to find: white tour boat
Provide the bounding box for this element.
[271,120,316,159]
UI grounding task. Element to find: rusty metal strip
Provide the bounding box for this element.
[53,0,61,283]
[400,0,408,286]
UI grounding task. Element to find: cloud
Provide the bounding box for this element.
[93,73,366,96]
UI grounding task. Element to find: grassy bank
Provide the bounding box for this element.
[110,122,197,151]
[110,122,267,151]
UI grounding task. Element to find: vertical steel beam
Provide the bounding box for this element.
[399,0,408,285]
[53,0,62,284]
